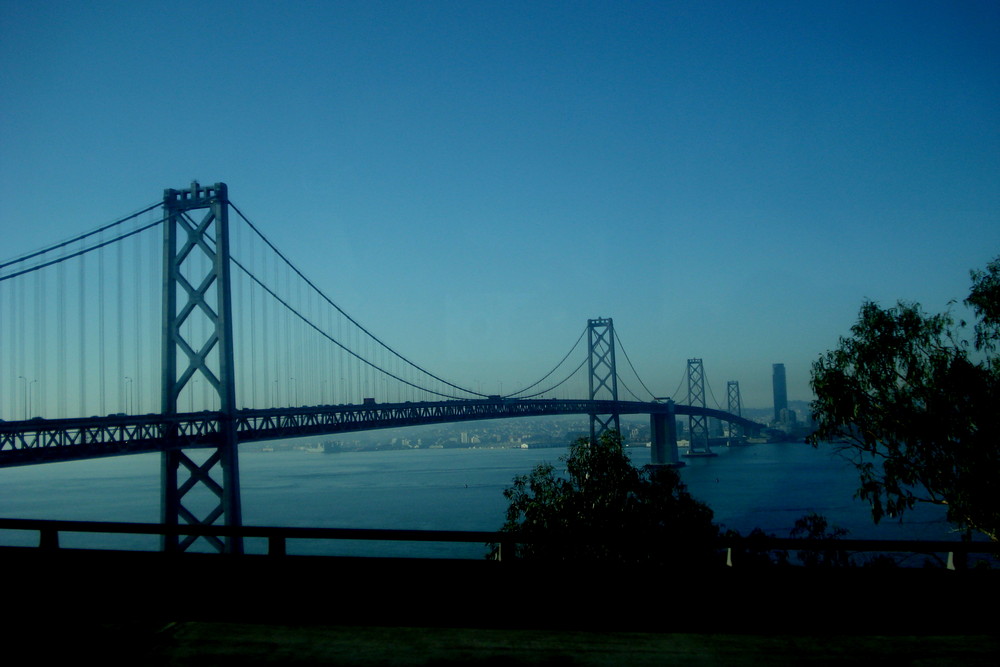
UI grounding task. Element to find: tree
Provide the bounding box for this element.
[808,257,1000,541]
[492,430,719,565]
[789,512,851,568]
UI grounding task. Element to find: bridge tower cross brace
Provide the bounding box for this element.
[686,358,710,454]
[160,182,242,554]
[587,317,619,442]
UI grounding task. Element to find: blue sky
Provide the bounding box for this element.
[2,1,998,409]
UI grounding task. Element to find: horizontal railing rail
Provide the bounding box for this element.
[1,517,996,567]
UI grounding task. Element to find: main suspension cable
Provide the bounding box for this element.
[230,201,491,398]
[512,356,588,399]
[668,372,686,401]
[613,329,657,401]
[506,326,587,397]
[617,375,644,402]
[706,376,725,411]
[232,257,475,400]
[0,202,160,272]
[0,217,166,282]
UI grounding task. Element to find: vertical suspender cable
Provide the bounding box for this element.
[260,238,270,409]
[295,269,303,406]
[283,262,292,407]
[250,235,258,408]
[14,268,22,417]
[8,255,22,417]
[234,224,243,408]
[57,249,67,417]
[35,266,45,418]
[1,279,6,417]
[1,278,8,418]
[78,249,86,417]
[132,217,143,414]
[98,228,106,415]
[116,234,124,412]
[337,315,343,402]
[347,321,354,403]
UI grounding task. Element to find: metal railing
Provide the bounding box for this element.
[1,517,996,568]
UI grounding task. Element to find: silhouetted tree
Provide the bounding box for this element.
[789,512,850,567]
[808,257,1000,541]
[493,430,719,565]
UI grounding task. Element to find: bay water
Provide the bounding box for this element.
[0,440,958,558]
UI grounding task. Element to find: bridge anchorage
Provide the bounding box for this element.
[0,181,763,554]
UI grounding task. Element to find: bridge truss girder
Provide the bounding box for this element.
[587,318,619,442]
[161,182,242,554]
[0,399,763,466]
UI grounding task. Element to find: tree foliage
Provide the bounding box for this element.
[808,257,1000,541]
[789,512,851,568]
[493,431,719,565]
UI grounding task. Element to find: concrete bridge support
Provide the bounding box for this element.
[650,401,680,466]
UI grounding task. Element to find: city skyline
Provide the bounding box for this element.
[2,1,998,409]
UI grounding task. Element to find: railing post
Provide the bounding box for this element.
[268,535,287,557]
[495,538,515,562]
[39,528,59,550]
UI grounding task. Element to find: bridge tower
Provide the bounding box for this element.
[587,317,619,442]
[727,380,743,444]
[160,182,242,554]
[686,358,712,455]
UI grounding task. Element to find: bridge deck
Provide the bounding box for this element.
[0,399,760,466]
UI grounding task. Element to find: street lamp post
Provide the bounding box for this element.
[28,379,37,419]
[190,379,199,413]
[123,377,133,414]
[17,376,27,420]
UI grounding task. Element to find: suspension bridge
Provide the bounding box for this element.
[0,182,759,553]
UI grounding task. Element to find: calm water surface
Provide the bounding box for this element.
[0,441,956,557]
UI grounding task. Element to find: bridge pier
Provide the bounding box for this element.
[650,401,681,466]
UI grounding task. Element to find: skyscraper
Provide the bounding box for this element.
[772,363,788,423]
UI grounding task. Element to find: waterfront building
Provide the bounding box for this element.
[772,363,788,424]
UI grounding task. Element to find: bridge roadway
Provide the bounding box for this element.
[0,398,760,467]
